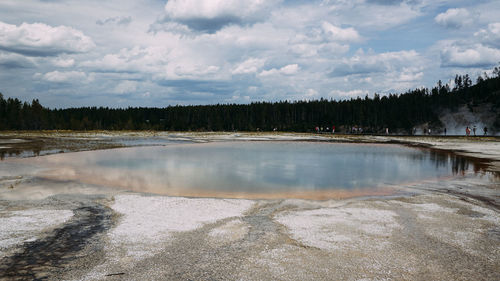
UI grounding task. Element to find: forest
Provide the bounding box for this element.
[1,67,500,134]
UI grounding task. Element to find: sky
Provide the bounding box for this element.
[0,0,499,108]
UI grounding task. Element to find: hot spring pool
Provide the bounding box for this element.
[1,142,486,199]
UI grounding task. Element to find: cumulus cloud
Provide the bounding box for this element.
[434,8,472,28]
[232,58,265,74]
[259,64,300,76]
[330,50,421,76]
[304,88,319,99]
[0,21,95,57]
[82,44,226,81]
[2,0,498,107]
[330,89,369,99]
[35,70,92,83]
[113,80,138,94]
[82,46,168,73]
[96,16,132,26]
[172,64,220,78]
[162,0,282,33]
[475,22,500,48]
[327,0,422,30]
[321,22,361,42]
[52,58,75,68]
[289,42,350,58]
[440,43,500,67]
[398,68,423,81]
[365,0,405,5]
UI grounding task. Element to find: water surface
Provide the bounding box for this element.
[6,141,486,199]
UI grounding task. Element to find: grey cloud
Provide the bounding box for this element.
[329,62,386,77]
[153,14,248,34]
[157,79,236,96]
[365,0,422,6]
[174,16,242,34]
[365,0,404,5]
[0,53,35,68]
[0,46,77,57]
[160,0,281,33]
[96,16,132,26]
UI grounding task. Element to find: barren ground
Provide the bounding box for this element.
[0,131,499,280]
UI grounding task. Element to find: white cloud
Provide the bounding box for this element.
[172,64,220,78]
[435,8,472,28]
[52,58,75,68]
[321,22,361,42]
[36,70,90,83]
[259,64,300,76]
[330,49,421,76]
[0,21,95,57]
[398,69,423,82]
[1,0,499,107]
[338,1,422,30]
[96,16,132,26]
[82,46,169,73]
[232,58,266,74]
[280,64,300,75]
[440,43,500,67]
[365,0,405,5]
[113,80,138,94]
[329,89,369,99]
[305,88,319,99]
[475,22,500,48]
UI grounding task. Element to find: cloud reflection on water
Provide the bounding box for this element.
[15,142,492,199]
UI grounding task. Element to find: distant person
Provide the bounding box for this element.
[413,127,416,135]
[385,127,389,135]
[315,126,319,133]
[466,126,470,136]
[444,128,447,136]
[484,127,488,136]
[428,128,431,135]
[473,126,476,136]
[332,125,335,134]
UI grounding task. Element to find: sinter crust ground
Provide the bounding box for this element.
[0,131,499,280]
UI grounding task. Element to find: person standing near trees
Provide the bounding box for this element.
[484,127,488,136]
[466,126,470,136]
[473,125,476,136]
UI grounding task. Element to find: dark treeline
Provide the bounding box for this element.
[1,67,500,133]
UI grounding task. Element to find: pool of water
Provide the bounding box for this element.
[3,141,487,199]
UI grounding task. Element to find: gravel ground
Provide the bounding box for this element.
[0,132,498,280]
